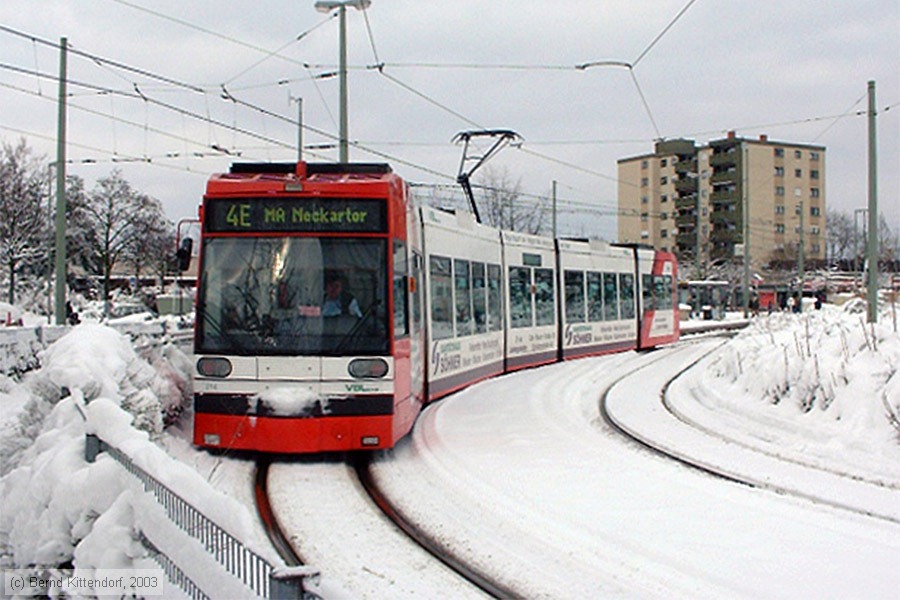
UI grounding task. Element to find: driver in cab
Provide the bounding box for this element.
[323,271,363,318]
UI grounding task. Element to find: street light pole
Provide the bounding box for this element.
[315,0,371,163]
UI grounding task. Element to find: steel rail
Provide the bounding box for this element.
[602,336,900,524]
[352,453,518,599]
[254,457,305,568]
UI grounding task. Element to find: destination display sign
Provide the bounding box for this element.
[205,197,387,233]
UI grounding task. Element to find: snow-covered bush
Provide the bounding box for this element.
[706,304,900,432]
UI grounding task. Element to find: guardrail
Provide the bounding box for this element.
[86,435,318,599]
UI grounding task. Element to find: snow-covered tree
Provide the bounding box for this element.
[0,139,48,304]
[78,171,148,303]
[123,193,173,286]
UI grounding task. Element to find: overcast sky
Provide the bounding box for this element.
[1,0,897,241]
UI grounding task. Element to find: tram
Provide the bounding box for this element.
[191,162,679,453]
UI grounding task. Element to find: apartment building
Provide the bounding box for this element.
[617,133,826,275]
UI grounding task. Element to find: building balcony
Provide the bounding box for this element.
[710,210,738,226]
[675,213,697,229]
[711,189,738,204]
[674,178,696,194]
[709,151,738,168]
[710,170,738,185]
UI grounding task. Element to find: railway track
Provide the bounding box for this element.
[254,323,898,596]
[601,337,900,524]
[352,453,514,599]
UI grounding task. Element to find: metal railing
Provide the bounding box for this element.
[88,438,309,599]
[139,532,210,600]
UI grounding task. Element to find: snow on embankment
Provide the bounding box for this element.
[696,300,900,482]
[0,324,273,597]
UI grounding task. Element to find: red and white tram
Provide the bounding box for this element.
[191,162,678,454]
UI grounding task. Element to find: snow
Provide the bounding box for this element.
[256,386,322,417]
[1,302,898,598]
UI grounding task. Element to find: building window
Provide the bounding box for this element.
[661,229,668,238]
[811,170,819,180]
[775,224,785,234]
[795,150,802,159]
[661,194,668,203]
[810,151,820,161]
[641,231,650,239]
[641,177,648,187]
[660,176,668,185]
[775,205,785,215]
[774,148,784,157]
[810,206,821,217]
[661,159,668,167]
[641,213,649,222]
[811,244,820,254]
[810,226,820,236]
[775,186,785,196]
[775,166,784,177]
[795,187,802,197]
[641,160,648,169]
[810,188,820,198]
[794,168,802,177]
[641,196,649,204]
[660,212,668,221]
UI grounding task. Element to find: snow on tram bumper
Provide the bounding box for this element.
[192,355,395,453]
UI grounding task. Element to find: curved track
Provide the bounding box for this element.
[253,457,316,593]
[602,338,900,524]
[352,453,514,599]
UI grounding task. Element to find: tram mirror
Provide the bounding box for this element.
[176,238,193,272]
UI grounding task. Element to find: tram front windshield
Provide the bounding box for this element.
[197,237,388,356]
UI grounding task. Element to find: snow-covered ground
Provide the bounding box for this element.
[1,301,899,598]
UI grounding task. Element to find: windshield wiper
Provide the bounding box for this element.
[334,300,381,354]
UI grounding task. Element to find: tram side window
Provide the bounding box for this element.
[642,274,655,312]
[430,256,453,340]
[565,270,586,323]
[656,275,673,310]
[587,271,603,322]
[487,263,503,331]
[603,272,619,320]
[619,273,635,319]
[534,268,555,326]
[509,266,533,328]
[454,259,473,337]
[393,241,408,339]
[472,262,487,334]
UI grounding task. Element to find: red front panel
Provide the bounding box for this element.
[194,412,396,453]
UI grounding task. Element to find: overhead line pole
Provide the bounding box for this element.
[53,37,68,325]
[866,80,878,323]
[338,4,348,162]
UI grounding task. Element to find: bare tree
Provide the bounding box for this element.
[475,166,546,235]
[80,170,148,304]
[825,209,854,266]
[124,194,173,286]
[0,139,48,304]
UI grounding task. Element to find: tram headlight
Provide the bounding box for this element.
[348,358,389,379]
[197,357,233,378]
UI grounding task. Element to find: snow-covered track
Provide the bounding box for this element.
[254,458,305,567]
[353,453,515,599]
[604,339,900,524]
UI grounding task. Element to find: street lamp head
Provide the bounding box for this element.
[315,0,371,12]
